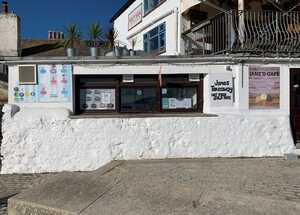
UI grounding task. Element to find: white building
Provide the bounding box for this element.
[0,0,299,174]
[111,0,240,55]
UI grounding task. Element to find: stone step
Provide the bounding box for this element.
[8,199,75,215]
[7,161,123,215]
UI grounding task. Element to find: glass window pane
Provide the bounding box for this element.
[159,23,165,32]
[144,41,148,52]
[159,33,166,49]
[150,36,159,51]
[144,0,149,12]
[161,87,197,110]
[149,27,159,37]
[121,87,157,112]
[80,89,116,111]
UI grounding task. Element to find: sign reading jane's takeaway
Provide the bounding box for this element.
[210,74,234,107]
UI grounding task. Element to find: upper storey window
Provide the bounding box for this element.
[144,0,165,15]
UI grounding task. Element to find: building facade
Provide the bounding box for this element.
[0,57,297,173]
[112,0,182,55]
[1,0,300,174]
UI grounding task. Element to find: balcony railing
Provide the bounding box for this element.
[182,10,300,56]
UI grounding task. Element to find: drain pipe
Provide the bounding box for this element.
[175,7,179,55]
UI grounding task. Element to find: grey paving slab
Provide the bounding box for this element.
[6,158,300,215]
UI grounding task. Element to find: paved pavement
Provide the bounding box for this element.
[6,158,300,215]
[0,174,53,215]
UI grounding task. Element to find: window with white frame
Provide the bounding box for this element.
[143,23,166,54]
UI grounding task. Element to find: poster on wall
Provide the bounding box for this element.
[128,4,142,30]
[249,66,280,109]
[37,65,72,103]
[210,73,234,107]
[14,84,38,103]
[80,89,116,111]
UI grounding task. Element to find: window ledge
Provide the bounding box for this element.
[69,113,218,119]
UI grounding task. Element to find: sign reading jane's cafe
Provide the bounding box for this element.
[128,4,142,30]
[249,66,280,109]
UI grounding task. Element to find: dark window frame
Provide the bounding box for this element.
[119,75,160,113]
[75,75,120,114]
[75,74,203,115]
[143,0,167,17]
[159,75,203,113]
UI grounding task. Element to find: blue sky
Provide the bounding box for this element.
[8,0,127,39]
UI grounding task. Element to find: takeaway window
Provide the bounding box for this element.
[161,87,198,110]
[143,23,166,54]
[144,0,165,15]
[120,75,158,113]
[75,74,203,115]
[80,89,116,111]
[120,87,158,113]
[76,75,120,113]
[161,75,203,112]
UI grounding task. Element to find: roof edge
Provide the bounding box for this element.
[110,0,136,23]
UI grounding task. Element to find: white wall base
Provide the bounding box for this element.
[1,105,296,174]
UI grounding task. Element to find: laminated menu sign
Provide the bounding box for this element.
[249,66,280,109]
[80,89,116,110]
[38,65,72,103]
[168,98,192,109]
[14,64,72,103]
[210,73,234,107]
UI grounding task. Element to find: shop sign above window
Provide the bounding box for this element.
[128,4,143,30]
[210,73,234,107]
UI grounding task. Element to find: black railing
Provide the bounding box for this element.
[183,10,300,56]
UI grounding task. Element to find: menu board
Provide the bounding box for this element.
[80,89,116,111]
[249,66,280,109]
[38,65,72,103]
[14,84,38,103]
[14,64,72,103]
[168,98,192,109]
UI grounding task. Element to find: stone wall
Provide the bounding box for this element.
[0,105,296,174]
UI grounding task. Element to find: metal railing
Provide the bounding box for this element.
[183,10,300,56]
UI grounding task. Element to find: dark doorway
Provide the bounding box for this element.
[290,69,300,146]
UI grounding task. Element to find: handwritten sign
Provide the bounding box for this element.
[128,4,142,30]
[210,74,234,107]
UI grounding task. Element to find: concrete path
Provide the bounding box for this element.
[7,159,300,215]
[0,173,53,215]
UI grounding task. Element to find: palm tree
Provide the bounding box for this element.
[105,26,118,50]
[89,23,103,47]
[64,24,81,49]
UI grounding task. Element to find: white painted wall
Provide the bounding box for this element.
[113,0,182,55]
[1,104,295,174]
[0,14,20,57]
